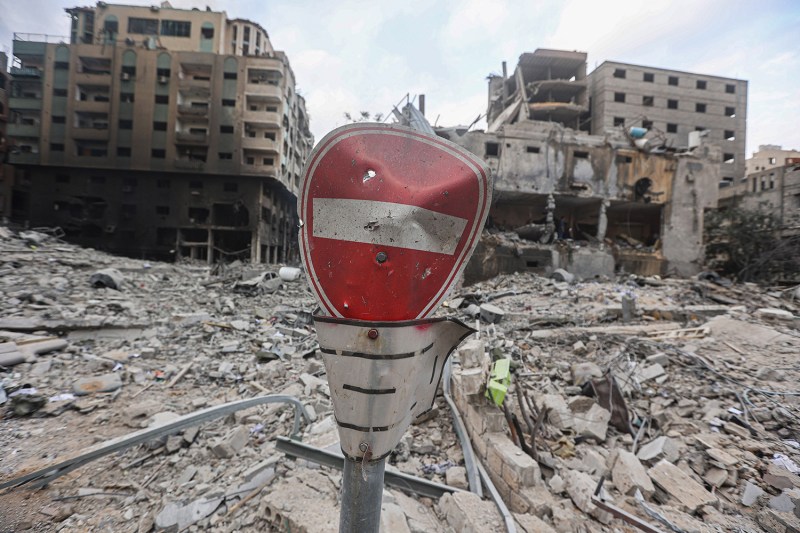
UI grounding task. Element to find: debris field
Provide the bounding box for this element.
[1,226,799,533]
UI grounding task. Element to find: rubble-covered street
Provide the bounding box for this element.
[1,226,799,533]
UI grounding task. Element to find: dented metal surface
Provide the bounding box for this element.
[314,314,475,460]
[298,123,492,322]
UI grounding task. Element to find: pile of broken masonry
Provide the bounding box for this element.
[0,225,799,533]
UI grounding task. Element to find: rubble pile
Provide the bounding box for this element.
[1,226,799,532]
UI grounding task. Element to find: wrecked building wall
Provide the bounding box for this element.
[13,166,297,263]
[440,119,720,279]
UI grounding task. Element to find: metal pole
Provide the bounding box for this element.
[339,456,385,533]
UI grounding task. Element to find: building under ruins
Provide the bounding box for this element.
[6,1,312,263]
[425,49,724,280]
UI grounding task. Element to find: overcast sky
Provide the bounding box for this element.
[2,0,798,156]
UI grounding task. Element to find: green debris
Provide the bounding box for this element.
[486,358,511,407]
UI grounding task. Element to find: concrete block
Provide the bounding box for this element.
[648,459,717,513]
[637,436,680,464]
[440,491,503,533]
[562,469,612,524]
[458,338,486,369]
[742,481,765,507]
[518,486,557,519]
[611,450,655,497]
[445,466,469,490]
[571,362,602,386]
[380,502,411,533]
[542,394,574,430]
[211,426,249,459]
[514,513,557,533]
[573,403,610,441]
[458,368,485,396]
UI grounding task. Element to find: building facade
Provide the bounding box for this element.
[7,1,313,263]
[0,52,11,220]
[588,61,747,186]
[745,144,800,175]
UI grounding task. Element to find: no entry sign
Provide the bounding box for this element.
[299,123,492,321]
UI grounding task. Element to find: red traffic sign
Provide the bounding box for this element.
[298,123,492,321]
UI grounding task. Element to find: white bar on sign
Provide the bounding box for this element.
[312,198,468,255]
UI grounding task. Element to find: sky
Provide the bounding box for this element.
[1,0,799,156]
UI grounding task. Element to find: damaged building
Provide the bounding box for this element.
[430,49,723,280]
[6,1,312,263]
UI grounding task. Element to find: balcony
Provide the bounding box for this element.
[245,83,282,99]
[243,110,280,125]
[9,97,42,110]
[175,132,208,145]
[177,105,209,117]
[178,76,211,89]
[74,99,110,113]
[75,72,111,85]
[7,123,40,137]
[241,163,278,178]
[242,136,279,152]
[174,159,205,171]
[10,67,42,78]
[72,126,110,141]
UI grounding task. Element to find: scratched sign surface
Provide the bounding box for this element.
[299,123,492,321]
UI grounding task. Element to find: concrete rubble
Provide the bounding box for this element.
[1,225,799,532]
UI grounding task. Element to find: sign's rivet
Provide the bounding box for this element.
[367,328,379,339]
[376,251,388,263]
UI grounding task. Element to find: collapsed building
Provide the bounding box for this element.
[425,49,723,280]
[6,1,312,263]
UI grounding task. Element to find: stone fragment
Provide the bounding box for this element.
[89,268,124,290]
[480,303,505,324]
[757,508,800,533]
[756,308,795,321]
[458,368,486,396]
[30,359,52,377]
[562,469,612,523]
[571,362,602,386]
[72,373,122,396]
[756,367,784,382]
[445,466,469,490]
[541,394,574,430]
[155,492,224,531]
[703,467,728,488]
[548,474,565,494]
[646,352,669,366]
[769,492,797,514]
[637,363,666,382]
[165,435,183,454]
[440,491,503,532]
[648,459,717,513]
[637,436,679,464]
[182,425,199,445]
[550,269,574,283]
[514,512,557,533]
[742,481,765,507]
[380,502,411,533]
[211,426,249,458]
[458,339,486,369]
[611,450,655,497]
[572,403,610,441]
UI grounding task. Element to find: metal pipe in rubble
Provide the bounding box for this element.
[339,457,386,533]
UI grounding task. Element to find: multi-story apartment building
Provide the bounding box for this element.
[0,52,11,220]
[588,61,747,186]
[7,1,313,263]
[745,144,800,175]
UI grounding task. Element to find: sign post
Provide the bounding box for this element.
[298,123,492,532]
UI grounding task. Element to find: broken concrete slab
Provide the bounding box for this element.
[154,491,224,532]
[572,403,610,441]
[211,426,249,459]
[439,491,503,533]
[648,459,717,513]
[72,373,122,396]
[562,469,612,523]
[89,268,125,290]
[611,449,655,497]
[742,481,765,507]
[637,436,680,464]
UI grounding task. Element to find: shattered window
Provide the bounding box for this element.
[614,92,625,103]
[613,68,626,79]
[695,103,706,113]
[668,76,679,86]
[696,80,707,90]
[726,84,736,94]
[613,117,625,127]
[643,72,654,82]
[485,142,500,158]
[642,96,654,107]
[725,106,736,117]
[667,123,677,133]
